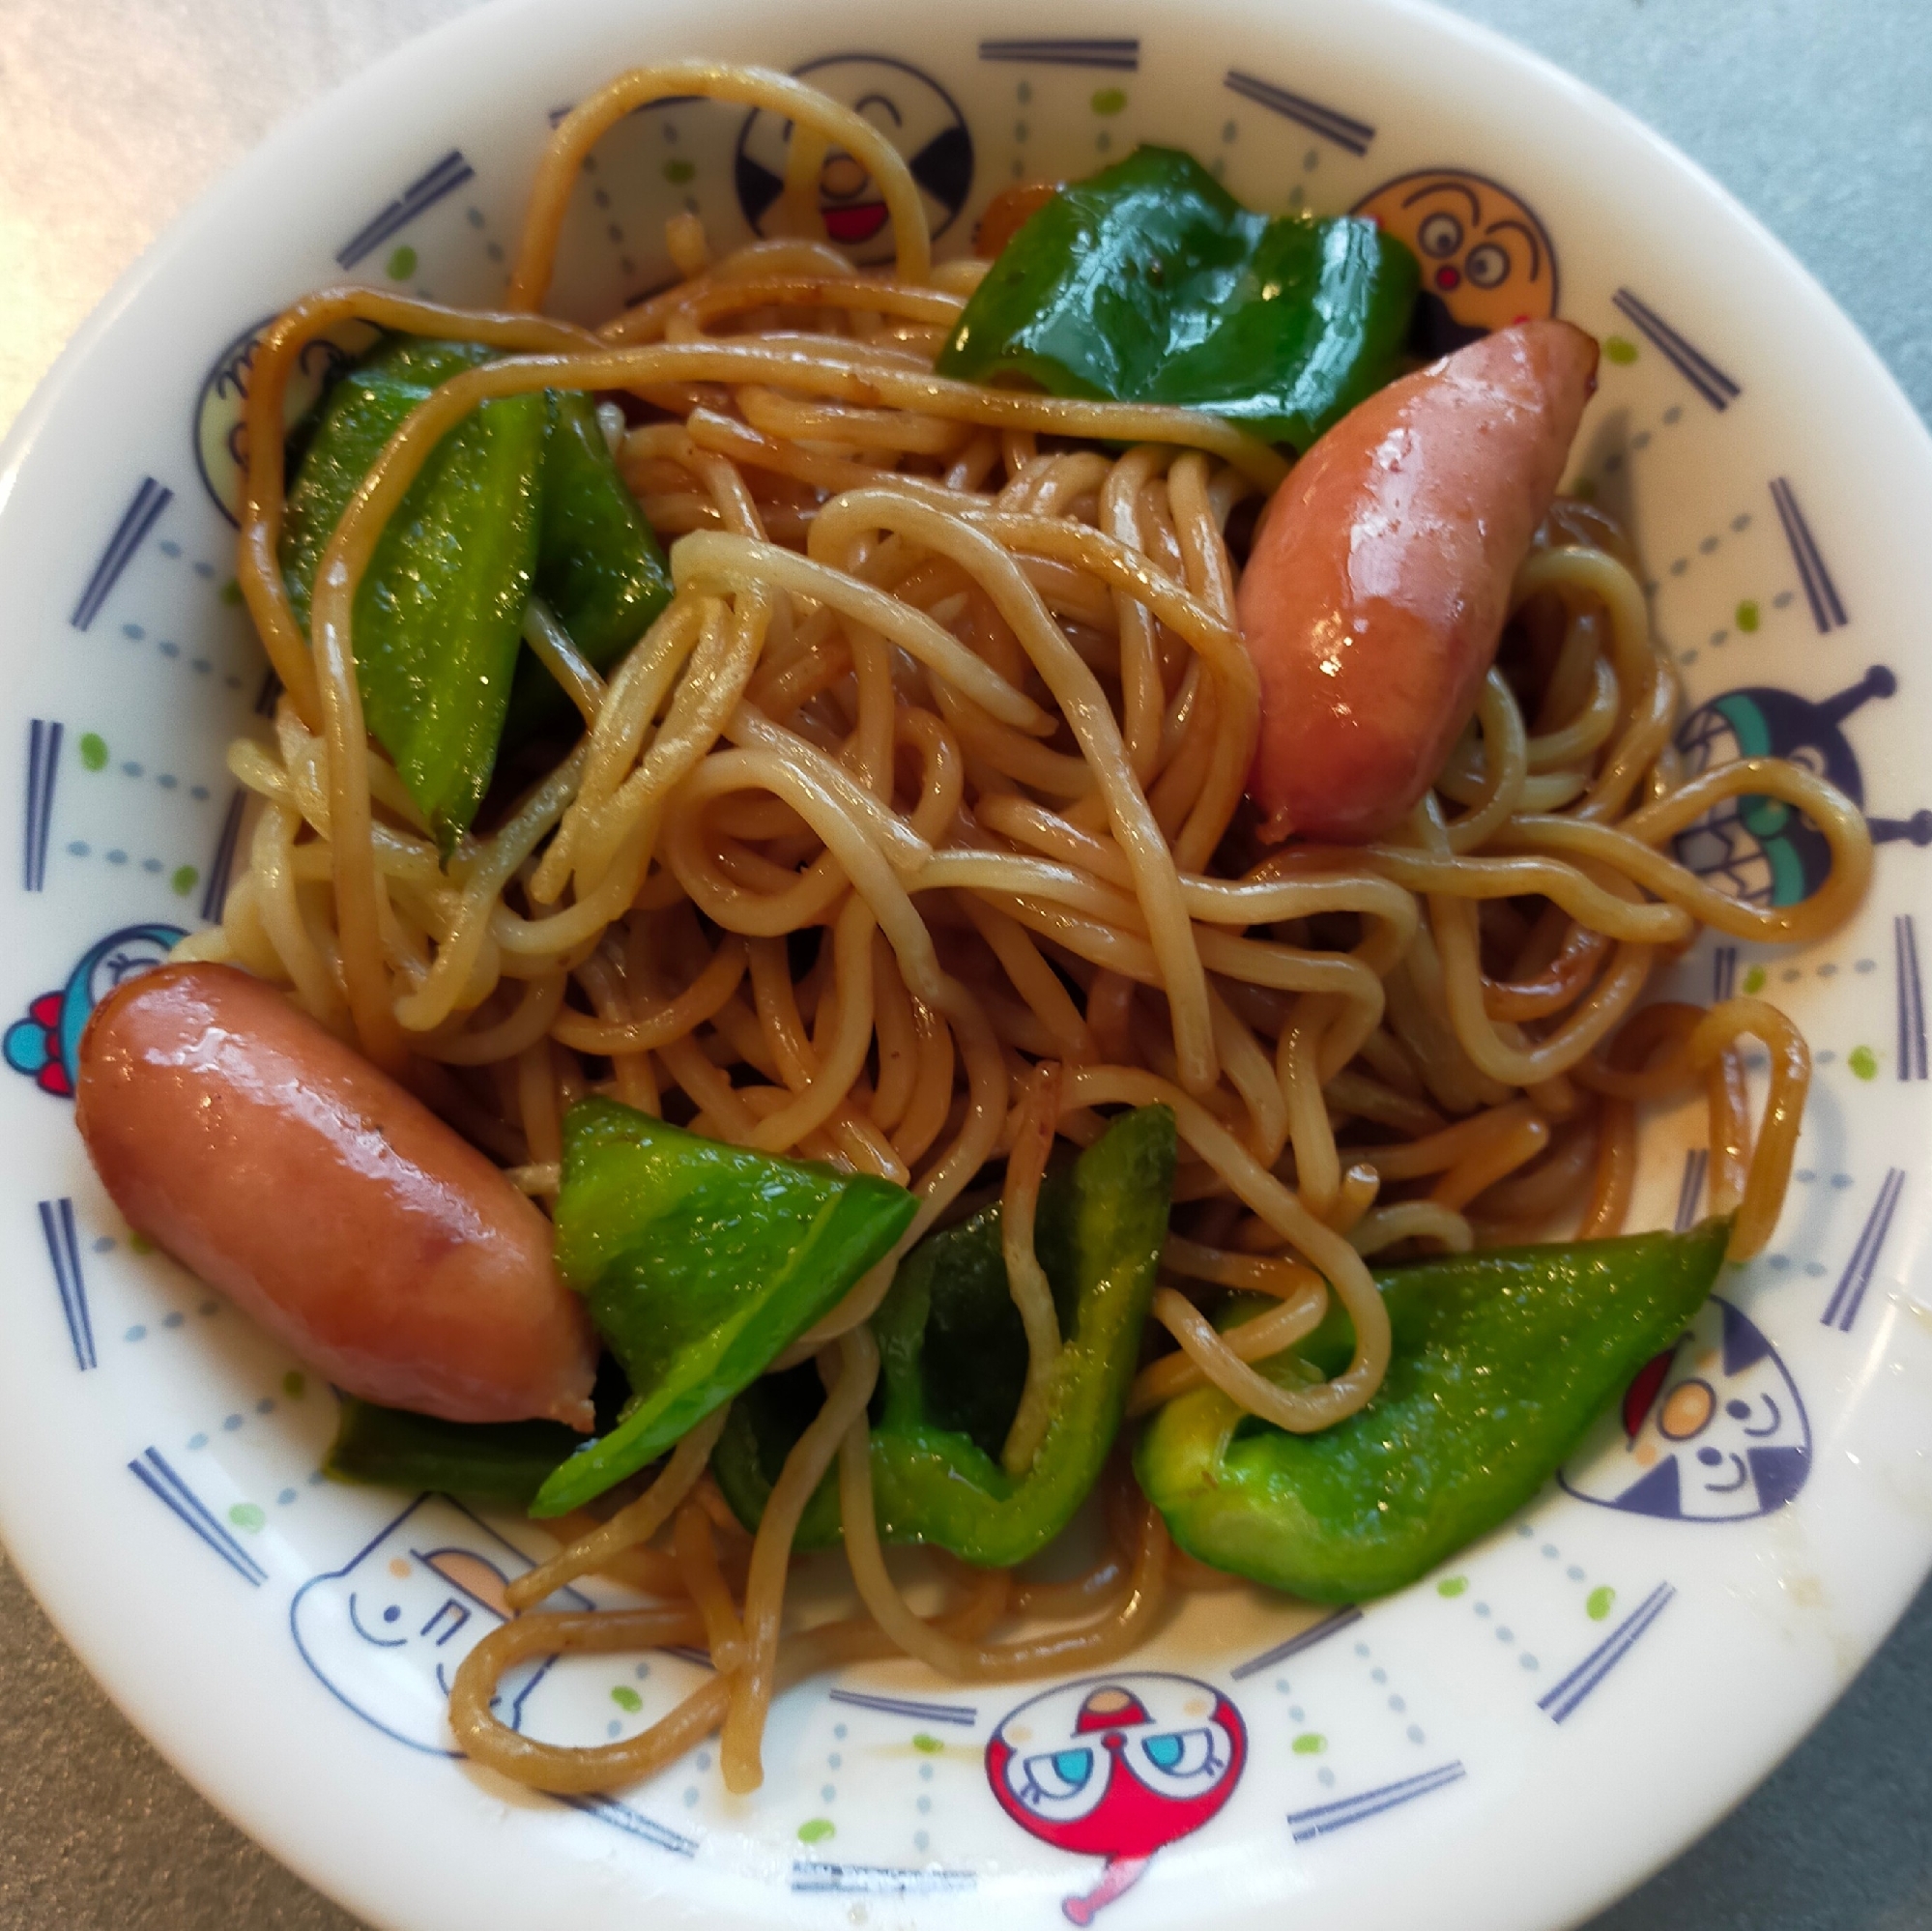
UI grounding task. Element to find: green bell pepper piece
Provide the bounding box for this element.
[322,1397,584,1510]
[712,1104,1176,1567]
[1134,1219,1732,1602]
[281,341,671,844]
[280,335,546,849]
[937,145,1417,450]
[321,1357,634,1508]
[503,390,673,752]
[279,336,494,639]
[533,1098,919,1518]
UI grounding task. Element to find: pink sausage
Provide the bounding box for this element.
[1238,319,1600,843]
[76,963,596,1429]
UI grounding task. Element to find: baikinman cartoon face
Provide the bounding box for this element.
[1562,1296,1811,1521]
[987,1672,1246,1923]
[735,55,973,263]
[1351,170,1557,359]
[291,1495,589,1754]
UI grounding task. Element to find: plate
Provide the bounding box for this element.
[3,1,1931,1927]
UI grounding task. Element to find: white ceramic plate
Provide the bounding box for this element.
[3,1,1930,1927]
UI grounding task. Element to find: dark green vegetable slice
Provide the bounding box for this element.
[1134,1219,1732,1602]
[278,336,496,642]
[322,1398,585,1510]
[321,1357,635,1508]
[503,390,673,752]
[280,336,545,849]
[937,146,1417,449]
[279,337,671,847]
[713,1104,1176,1566]
[533,1098,918,1518]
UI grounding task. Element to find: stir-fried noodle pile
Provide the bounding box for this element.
[187,61,1867,1793]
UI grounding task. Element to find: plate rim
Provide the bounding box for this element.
[3,1,1931,1928]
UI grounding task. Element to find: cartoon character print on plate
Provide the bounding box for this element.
[1351,169,1557,360]
[1673,665,1932,906]
[735,54,973,262]
[5,922,186,1097]
[291,1493,589,1755]
[987,1672,1246,1923]
[194,314,382,525]
[1561,1295,1810,1520]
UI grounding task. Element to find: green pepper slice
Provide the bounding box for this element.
[713,1104,1176,1566]
[279,336,494,642]
[322,1398,586,1510]
[937,146,1417,449]
[503,390,673,752]
[533,1098,918,1518]
[281,336,545,849]
[1134,1219,1732,1602]
[280,339,671,845]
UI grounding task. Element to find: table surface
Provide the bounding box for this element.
[2,1,1928,1925]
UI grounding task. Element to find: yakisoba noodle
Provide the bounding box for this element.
[182,59,1875,1794]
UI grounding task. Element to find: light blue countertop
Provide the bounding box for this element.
[0,2,1926,1925]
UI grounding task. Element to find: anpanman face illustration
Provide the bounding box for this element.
[1352,170,1557,357]
[735,55,974,265]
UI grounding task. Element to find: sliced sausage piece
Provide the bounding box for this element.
[76,963,595,1429]
[1239,318,1600,843]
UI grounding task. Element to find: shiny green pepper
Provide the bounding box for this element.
[712,1104,1176,1566]
[937,146,1417,449]
[1134,1219,1731,1602]
[322,1397,586,1510]
[280,337,670,847]
[533,1098,917,1518]
[503,390,672,752]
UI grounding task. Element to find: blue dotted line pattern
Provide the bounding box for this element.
[1272,1629,1431,1791]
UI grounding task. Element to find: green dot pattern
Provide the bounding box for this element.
[387,245,418,281]
[1603,336,1638,365]
[1290,1732,1326,1754]
[1587,1585,1616,1622]
[797,1817,835,1843]
[1736,599,1761,633]
[78,733,107,771]
[664,159,695,185]
[912,1733,943,1754]
[1744,965,1768,994]
[1091,87,1127,115]
[1436,1575,1467,1598]
[610,1686,644,1713]
[1850,1045,1879,1081]
[170,865,199,897]
[228,1503,266,1532]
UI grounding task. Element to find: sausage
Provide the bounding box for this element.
[1238,318,1600,843]
[975,179,1063,258]
[76,963,596,1430]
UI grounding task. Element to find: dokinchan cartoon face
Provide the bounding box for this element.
[1561,1296,1810,1521]
[735,55,973,263]
[5,922,185,1097]
[1674,667,1896,907]
[1351,170,1557,359]
[987,1672,1246,1923]
[291,1495,589,1754]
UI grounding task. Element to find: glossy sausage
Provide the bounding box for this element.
[1238,318,1600,843]
[76,963,596,1429]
